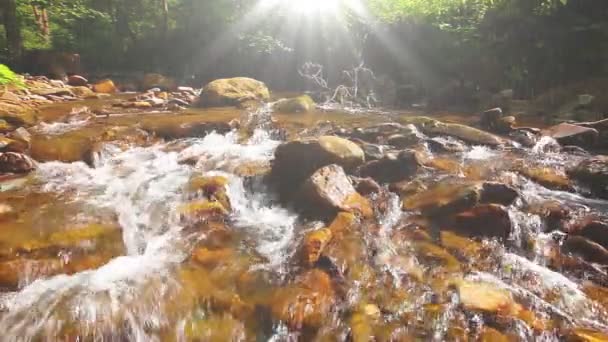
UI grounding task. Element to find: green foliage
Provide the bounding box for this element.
[0,64,24,88]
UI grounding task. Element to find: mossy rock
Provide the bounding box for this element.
[199,77,270,107]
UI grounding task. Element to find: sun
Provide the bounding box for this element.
[259,0,362,16]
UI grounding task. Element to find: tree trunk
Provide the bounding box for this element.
[1,0,22,61]
[32,6,50,43]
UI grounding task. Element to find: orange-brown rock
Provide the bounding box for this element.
[298,164,373,218]
[301,228,333,266]
[92,79,118,94]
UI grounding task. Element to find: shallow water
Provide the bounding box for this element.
[1,99,608,341]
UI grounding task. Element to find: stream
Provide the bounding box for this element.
[0,99,607,341]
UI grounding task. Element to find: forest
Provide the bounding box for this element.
[1,0,607,104]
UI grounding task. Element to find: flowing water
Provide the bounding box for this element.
[0,100,608,341]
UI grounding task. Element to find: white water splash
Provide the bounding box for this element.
[0,129,297,340]
[464,145,497,160]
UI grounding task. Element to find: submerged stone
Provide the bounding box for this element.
[518,166,572,191]
[403,182,480,216]
[301,228,333,266]
[455,280,521,315]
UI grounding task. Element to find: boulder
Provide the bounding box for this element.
[568,157,608,199]
[452,204,512,240]
[0,152,35,174]
[273,95,316,113]
[298,164,373,218]
[271,136,364,197]
[425,122,505,146]
[141,73,176,91]
[67,75,88,87]
[357,150,423,183]
[199,77,270,107]
[92,79,118,94]
[543,123,599,148]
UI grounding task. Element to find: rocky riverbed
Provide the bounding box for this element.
[0,76,608,341]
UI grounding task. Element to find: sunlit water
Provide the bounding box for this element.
[1,103,608,340]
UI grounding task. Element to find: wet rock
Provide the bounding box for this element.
[389,178,427,198]
[352,177,381,195]
[509,129,539,147]
[182,315,246,341]
[562,236,608,265]
[67,75,88,87]
[271,136,365,198]
[518,166,572,191]
[354,140,385,161]
[0,203,16,221]
[426,137,467,153]
[426,122,505,146]
[455,280,521,315]
[192,247,234,268]
[0,258,65,288]
[31,87,74,98]
[0,152,35,174]
[572,220,608,250]
[544,123,599,148]
[199,77,270,107]
[270,269,335,329]
[298,164,373,218]
[479,327,510,342]
[301,228,333,266]
[70,86,96,99]
[387,133,422,149]
[403,183,480,216]
[452,204,512,240]
[48,224,124,251]
[568,157,608,199]
[479,108,503,132]
[179,200,230,222]
[565,328,608,342]
[92,79,118,94]
[273,95,316,113]
[141,73,176,91]
[479,182,519,206]
[357,150,423,183]
[413,241,461,272]
[349,303,381,342]
[0,136,28,153]
[0,110,37,127]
